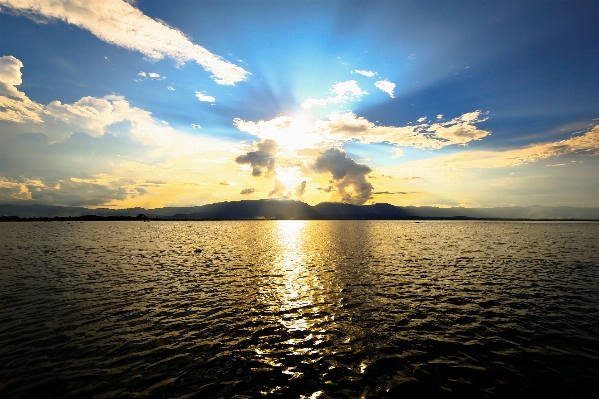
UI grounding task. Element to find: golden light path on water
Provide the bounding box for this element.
[255,220,329,397]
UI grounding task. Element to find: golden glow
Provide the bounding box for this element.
[274,166,304,195]
[253,220,333,369]
[273,220,315,332]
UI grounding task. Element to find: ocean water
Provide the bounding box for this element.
[1,220,598,398]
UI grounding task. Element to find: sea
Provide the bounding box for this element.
[1,220,598,398]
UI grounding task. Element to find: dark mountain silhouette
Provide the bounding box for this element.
[1,200,599,220]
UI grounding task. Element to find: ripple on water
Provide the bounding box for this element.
[1,220,598,398]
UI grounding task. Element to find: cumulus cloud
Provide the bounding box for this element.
[268,179,286,197]
[240,187,255,195]
[352,70,377,78]
[295,180,306,197]
[0,177,33,201]
[301,80,367,109]
[0,56,240,207]
[0,55,24,85]
[374,79,395,98]
[0,55,43,123]
[0,56,233,152]
[148,72,160,78]
[0,0,249,85]
[235,139,278,177]
[137,71,146,77]
[195,91,215,103]
[310,148,373,205]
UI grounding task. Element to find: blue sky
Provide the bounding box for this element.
[1,0,598,208]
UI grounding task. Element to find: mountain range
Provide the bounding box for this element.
[1,200,599,220]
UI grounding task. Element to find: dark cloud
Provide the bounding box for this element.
[268,179,286,197]
[219,181,230,186]
[295,181,306,197]
[240,187,255,195]
[134,187,148,195]
[316,186,334,192]
[372,191,409,195]
[235,139,278,177]
[310,148,373,205]
[256,139,277,154]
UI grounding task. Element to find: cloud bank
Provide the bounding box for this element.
[235,110,491,150]
[426,125,599,170]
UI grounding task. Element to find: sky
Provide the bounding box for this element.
[1,0,598,209]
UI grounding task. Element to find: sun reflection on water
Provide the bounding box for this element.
[252,220,335,380]
[273,220,321,332]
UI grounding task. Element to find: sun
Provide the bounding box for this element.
[275,166,304,191]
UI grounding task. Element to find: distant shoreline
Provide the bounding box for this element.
[2,200,599,221]
[2,215,598,222]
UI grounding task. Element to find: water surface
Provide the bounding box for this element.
[1,221,598,398]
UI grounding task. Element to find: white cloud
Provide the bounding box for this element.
[0,57,242,207]
[417,125,599,170]
[437,114,443,120]
[417,116,427,123]
[374,79,395,98]
[0,55,43,123]
[0,55,24,85]
[191,123,202,129]
[235,110,491,151]
[0,56,227,152]
[301,80,367,109]
[352,70,377,78]
[167,86,174,91]
[195,91,215,103]
[137,71,146,77]
[148,72,160,78]
[391,148,404,158]
[0,0,249,85]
